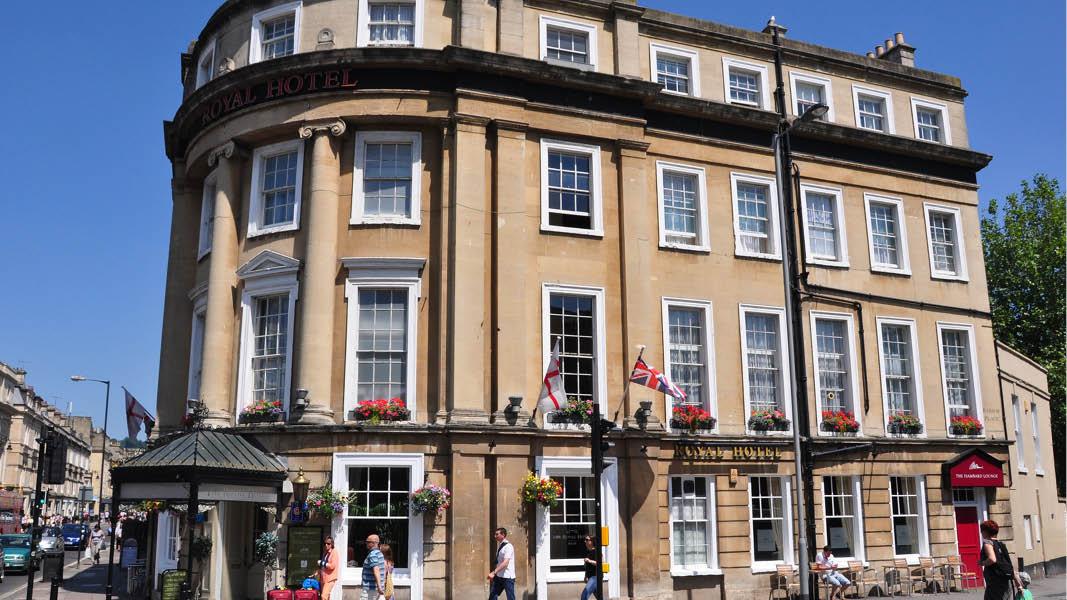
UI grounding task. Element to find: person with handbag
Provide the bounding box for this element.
[979,520,1024,600]
[316,536,339,600]
[379,543,396,600]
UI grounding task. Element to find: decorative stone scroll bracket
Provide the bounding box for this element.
[298,118,347,139]
[206,140,249,168]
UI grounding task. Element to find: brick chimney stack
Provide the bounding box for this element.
[878,32,915,67]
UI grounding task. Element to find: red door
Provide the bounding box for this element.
[954,507,984,587]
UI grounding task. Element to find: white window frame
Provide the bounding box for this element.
[535,456,619,599]
[351,131,423,226]
[788,71,835,122]
[249,1,302,65]
[1012,395,1027,473]
[748,475,794,573]
[195,38,216,89]
[936,322,984,437]
[1034,514,1042,543]
[539,139,603,237]
[186,288,208,404]
[234,254,300,418]
[668,475,720,575]
[656,161,710,251]
[731,172,781,260]
[922,203,968,281]
[820,475,866,562]
[851,85,895,134]
[809,311,862,436]
[863,193,911,275]
[661,298,717,433]
[722,57,772,110]
[1023,515,1034,550]
[541,283,607,427]
[910,97,952,145]
[332,452,424,598]
[649,43,701,97]
[538,15,598,70]
[738,304,792,434]
[198,173,217,260]
[248,140,305,238]
[1031,402,1044,475]
[876,317,926,437]
[357,0,425,48]
[888,476,930,563]
[342,257,425,421]
[799,183,849,267]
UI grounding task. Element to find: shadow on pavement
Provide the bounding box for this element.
[59,564,127,595]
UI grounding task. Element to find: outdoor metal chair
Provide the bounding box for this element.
[883,559,913,596]
[771,564,799,600]
[944,555,980,591]
[848,560,882,597]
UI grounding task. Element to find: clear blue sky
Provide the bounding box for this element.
[0,1,1061,438]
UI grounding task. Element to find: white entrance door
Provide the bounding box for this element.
[155,511,180,577]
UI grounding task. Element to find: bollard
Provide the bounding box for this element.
[49,577,60,600]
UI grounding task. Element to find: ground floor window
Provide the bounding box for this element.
[670,476,718,573]
[549,476,595,575]
[822,476,864,560]
[889,476,929,558]
[748,476,792,570]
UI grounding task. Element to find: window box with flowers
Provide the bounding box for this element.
[887,413,923,435]
[521,473,563,508]
[239,400,284,424]
[950,416,983,437]
[820,410,860,435]
[748,409,790,433]
[670,405,717,434]
[545,397,593,430]
[351,398,410,425]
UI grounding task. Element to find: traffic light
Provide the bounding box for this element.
[44,436,67,485]
[592,413,617,473]
[37,491,47,509]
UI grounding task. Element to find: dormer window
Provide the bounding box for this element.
[250,2,302,64]
[650,44,701,97]
[539,16,598,71]
[358,0,424,47]
[911,98,952,144]
[852,85,895,133]
[723,58,770,110]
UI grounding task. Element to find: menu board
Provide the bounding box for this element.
[160,570,186,600]
[286,526,323,586]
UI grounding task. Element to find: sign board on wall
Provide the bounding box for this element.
[673,442,785,461]
[287,526,323,586]
[947,452,1004,487]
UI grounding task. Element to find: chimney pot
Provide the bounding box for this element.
[875,45,885,57]
[895,32,905,45]
[885,39,895,49]
[866,51,876,59]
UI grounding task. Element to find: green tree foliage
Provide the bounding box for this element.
[981,174,1066,494]
[118,436,146,449]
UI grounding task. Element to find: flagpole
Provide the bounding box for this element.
[612,345,645,422]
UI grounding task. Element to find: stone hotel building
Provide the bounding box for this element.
[152,0,1024,598]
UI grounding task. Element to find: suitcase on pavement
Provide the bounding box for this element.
[267,589,294,600]
[294,589,319,600]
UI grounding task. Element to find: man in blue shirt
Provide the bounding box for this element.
[361,534,385,599]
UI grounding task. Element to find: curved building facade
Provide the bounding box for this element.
[156,1,1008,599]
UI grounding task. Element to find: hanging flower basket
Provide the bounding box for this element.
[950,416,983,436]
[670,406,717,433]
[307,488,353,520]
[546,397,593,425]
[352,398,410,424]
[820,411,860,434]
[190,536,213,562]
[239,400,284,424]
[411,485,451,516]
[748,409,790,432]
[521,473,563,508]
[254,531,279,568]
[887,413,923,435]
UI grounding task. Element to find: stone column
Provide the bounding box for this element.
[444,115,491,423]
[490,120,532,425]
[616,139,663,429]
[199,141,246,428]
[459,0,486,49]
[293,119,346,425]
[496,0,524,55]
[449,445,488,598]
[611,2,645,78]
[155,161,200,433]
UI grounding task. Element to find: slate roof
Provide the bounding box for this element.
[115,429,286,483]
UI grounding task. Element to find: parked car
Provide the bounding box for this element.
[34,527,63,558]
[61,523,88,550]
[0,534,30,573]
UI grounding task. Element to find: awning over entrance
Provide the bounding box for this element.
[942,448,1005,487]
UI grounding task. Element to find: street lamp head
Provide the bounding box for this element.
[70,376,86,382]
[292,469,310,506]
[798,103,829,123]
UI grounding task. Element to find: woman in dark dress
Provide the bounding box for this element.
[580,535,599,600]
[979,520,1022,600]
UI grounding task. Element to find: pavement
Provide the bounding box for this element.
[0,559,129,600]
[843,575,1065,600]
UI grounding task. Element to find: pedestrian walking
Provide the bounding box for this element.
[486,527,516,600]
[379,543,395,600]
[361,534,385,600]
[90,524,105,564]
[980,520,1023,600]
[316,536,339,600]
[580,535,599,600]
[815,545,850,600]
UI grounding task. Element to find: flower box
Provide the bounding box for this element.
[748,409,790,432]
[239,412,283,425]
[239,400,284,424]
[352,398,410,425]
[887,413,923,435]
[950,416,983,436]
[671,405,717,434]
[820,411,860,434]
[547,397,593,426]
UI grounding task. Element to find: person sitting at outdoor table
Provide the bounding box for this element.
[815,544,851,600]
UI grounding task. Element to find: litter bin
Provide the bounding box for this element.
[40,552,63,582]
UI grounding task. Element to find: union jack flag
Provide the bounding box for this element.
[629,356,686,400]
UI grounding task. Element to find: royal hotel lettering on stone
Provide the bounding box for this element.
[146,0,1047,598]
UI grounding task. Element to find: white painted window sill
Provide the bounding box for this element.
[752,562,791,574]
[870,265,912,276]
[541,223,604,238]
[660,241,710,253]
[248,223,299,238]
[672,567,722,577]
